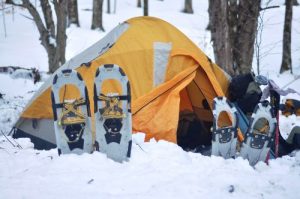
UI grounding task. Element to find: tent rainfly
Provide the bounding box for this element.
[12,16,233,150]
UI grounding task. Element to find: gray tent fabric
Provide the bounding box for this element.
[12,119,56,149]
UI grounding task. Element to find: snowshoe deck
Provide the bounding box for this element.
[51,69,93,155]
[211,97,238,159]
[94,64,132,162]
[240,101,277,166]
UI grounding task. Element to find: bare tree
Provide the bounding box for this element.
[208,0,261,76]
[183,0,193,14]
[280,0,293,73]
[293,0,299,5]
[7,0,68,73]
[67,0,79,27]
[143,0,148,16]
[2,1,7,37]
[113,0,117,13]
[107,0,111,14]
[137,0,141,8]
[91,0,105,31]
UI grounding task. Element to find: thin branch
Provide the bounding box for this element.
[21,0,51,50]
[260,5,280,11]
[0,5,13,10]
[19,13,34,20]
[282,76,300,89]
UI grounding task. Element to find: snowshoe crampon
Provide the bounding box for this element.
[211,97,238,159]
[94,64,132,162]
[51,69,93,155]
[240,101,277,166]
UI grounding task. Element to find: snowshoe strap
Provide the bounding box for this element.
[59,98,86,126]
[97,94,126,119]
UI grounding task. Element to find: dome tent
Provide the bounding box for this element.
[12,16,234,150]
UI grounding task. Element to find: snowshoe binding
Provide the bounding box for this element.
[94,64,132,162]
[51,69,93,155]
[240,101,277,166]
[211,97,238,159]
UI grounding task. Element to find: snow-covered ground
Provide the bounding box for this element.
[0,0,300,198]
[1,134,300,199]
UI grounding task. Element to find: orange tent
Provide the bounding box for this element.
[13,17,232,149]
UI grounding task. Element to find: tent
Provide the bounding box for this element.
[12,16,234,150]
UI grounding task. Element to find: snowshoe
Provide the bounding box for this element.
[51,69,93,155]
[94,64,132,162]
[211,97,238,159]
[240,101,277,166]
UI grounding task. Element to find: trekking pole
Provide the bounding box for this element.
[269,85,280,158]
[135,142,147,153]
[1,130,16,147]
[1,130,22,149]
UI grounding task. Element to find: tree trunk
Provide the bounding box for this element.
[9,0,68,73]
[206,0,213,30]
[67,0,80,27]
[234,0,261,75]
[280,0,293,73]
[53,0,68,73]
[40,0,55,37]
[183,0,193,14]
[208,0,261,76]
[107,0,111,13]
[210,0,234,75]
[91,0,105,31]
[143,0,148,16]
[137,0,141,8]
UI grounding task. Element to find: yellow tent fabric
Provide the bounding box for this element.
[19,16,237,144]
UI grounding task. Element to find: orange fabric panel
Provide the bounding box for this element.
[193,68,217,109]
[186,81,205,109]
[22,87,53,119]
[133,67,196,143]
[165,55,198,82]
[179,88,193,112]
[170,49,228,97]
[132,65,198,114]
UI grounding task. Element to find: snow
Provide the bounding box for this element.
[1,135,300,199]
[49,36,56,47]
[0,0,300,198]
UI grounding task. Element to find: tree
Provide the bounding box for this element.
[137,0,142,8]
[293,0,299,5]
[67,0,79,27]
[208,0,261,76]
[107,0,111,14]
[143,0,148,16]
[91,0,105,31]
[280,0,293,73]
[7,0,68,73]
[183,0,193,14]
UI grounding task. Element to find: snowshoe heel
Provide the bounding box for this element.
[240,101,277,166]
[211,97,238,159]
